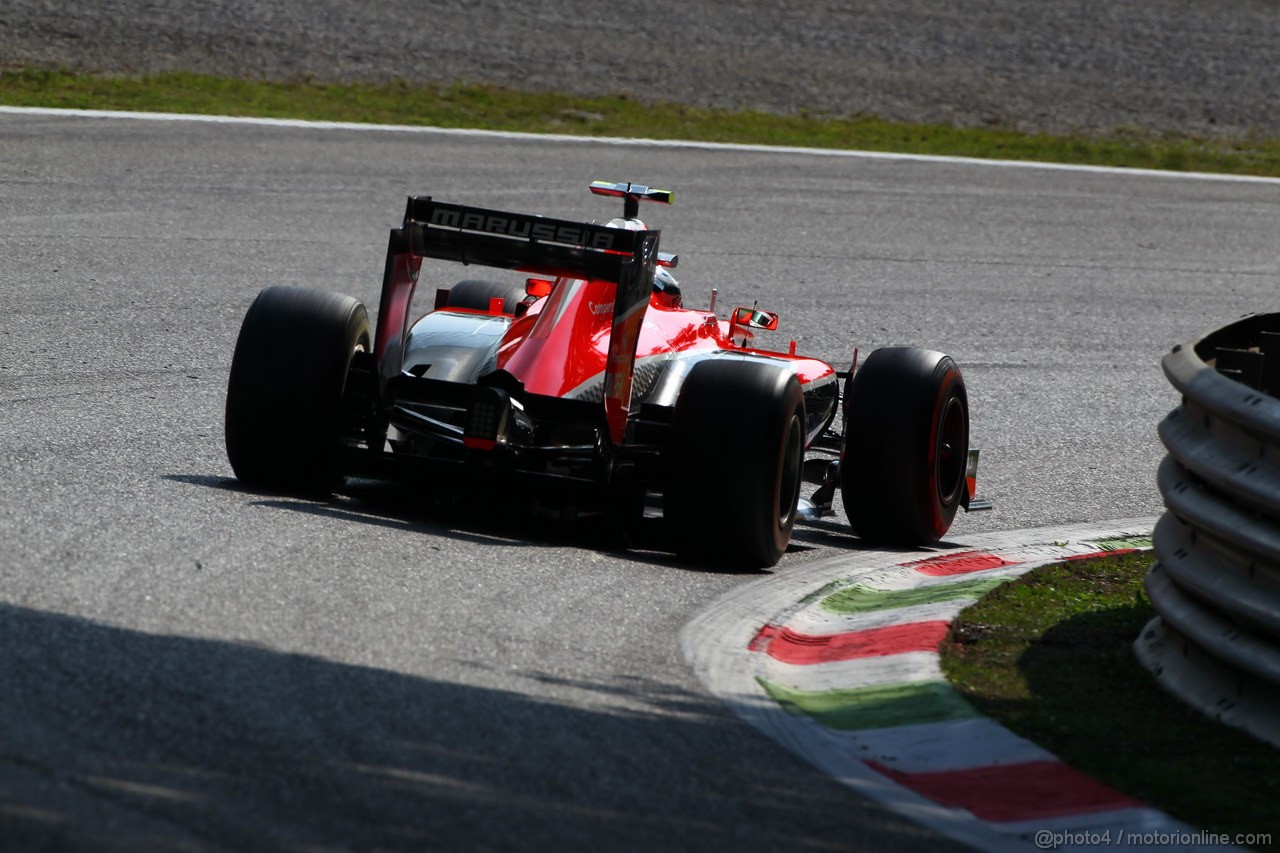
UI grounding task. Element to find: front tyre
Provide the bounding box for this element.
[840,347,969,545]
[666,360,806,569]
[224,285,370,494]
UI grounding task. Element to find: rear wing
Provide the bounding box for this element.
[400,197,659,283]
[375,196,661,445]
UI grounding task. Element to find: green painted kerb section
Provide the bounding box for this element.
[758,677,979,730]
[820,577,1012,615]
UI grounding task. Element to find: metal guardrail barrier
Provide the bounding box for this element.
[1136,312,1280,747]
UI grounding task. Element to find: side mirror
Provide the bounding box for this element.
[731,306,780,331]
[525,278,555,298]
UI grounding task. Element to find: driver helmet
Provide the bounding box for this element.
[653,265,681,299]
[603,217,681,303]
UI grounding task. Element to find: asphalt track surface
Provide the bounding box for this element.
[1,111,1278,851]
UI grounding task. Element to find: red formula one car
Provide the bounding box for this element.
[225,181,987,568]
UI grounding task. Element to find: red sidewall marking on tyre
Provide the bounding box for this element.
[924,367,960,531]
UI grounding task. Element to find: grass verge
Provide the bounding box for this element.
[939,553,1280,846]
[4,68,1280,177]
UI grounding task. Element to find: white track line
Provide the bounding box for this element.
[4,105,1280,185]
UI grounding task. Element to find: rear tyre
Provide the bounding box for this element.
[666,360,805,569]
[447,279,527,315]
[224,285,370,494]
[840,347,969,545]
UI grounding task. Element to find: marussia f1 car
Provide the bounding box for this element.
[225,181,988,568]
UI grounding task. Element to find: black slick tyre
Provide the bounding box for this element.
[840,347,969,545]
[447,280,527,315]
[224,285,370,494]
[666,359,806,569]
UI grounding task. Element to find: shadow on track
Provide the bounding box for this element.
[0,603,948,852]
[164,474,805,575]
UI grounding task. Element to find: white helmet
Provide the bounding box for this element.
[605,217,647,231]
[603,217,680,301]
[653,265,681,296]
